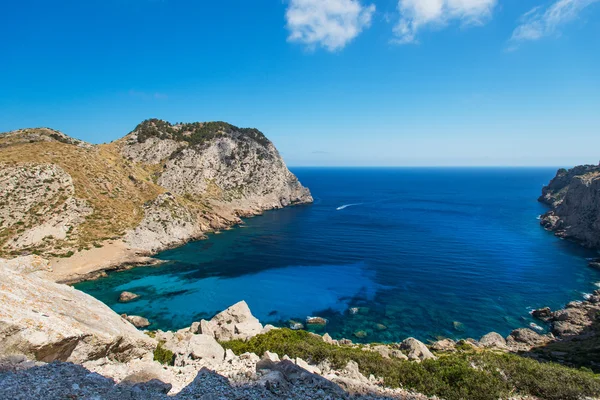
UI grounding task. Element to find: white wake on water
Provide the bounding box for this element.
[336,203,363,211]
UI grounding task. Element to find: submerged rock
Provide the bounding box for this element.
[452,321,465,332]
[306,317,327,326]
[353,330,368,339]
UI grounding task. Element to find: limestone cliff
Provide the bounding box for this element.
[539,165,600,248]
[0,257,156,363]
[0,120,312,262]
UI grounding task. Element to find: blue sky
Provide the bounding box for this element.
[1,0,599,166]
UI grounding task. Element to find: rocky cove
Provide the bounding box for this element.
[2,254,600,399]
[2,123,600,398]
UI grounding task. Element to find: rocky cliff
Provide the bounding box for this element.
[539,165,600,248]
[0,120,312,272]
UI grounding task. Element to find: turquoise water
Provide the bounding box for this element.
[76,168,600,343]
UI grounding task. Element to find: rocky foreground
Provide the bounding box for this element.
[2,256,600,399]
[0,121,312,283]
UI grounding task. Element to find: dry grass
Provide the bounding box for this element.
[0,140,164,253]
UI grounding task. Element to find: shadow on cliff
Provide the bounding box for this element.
[0,358,402,400]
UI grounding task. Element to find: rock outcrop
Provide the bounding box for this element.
[479,332,507,349]
[539,165,600,248]
[0,259,156,364]
[197,300,264,341]
[0,121,312,279]
[398,338,436,361]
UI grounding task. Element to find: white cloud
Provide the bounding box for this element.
[510,0,599,44]
[393,0,497,44]
[285,0,376,51]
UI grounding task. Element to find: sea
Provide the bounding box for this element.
[75,168,600,343]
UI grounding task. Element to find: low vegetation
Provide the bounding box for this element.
[222,329,600,400]
[135,118,271,148]
[153,342,175,366]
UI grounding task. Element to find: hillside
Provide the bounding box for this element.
[539,165,600,248]
[0,120,312,275]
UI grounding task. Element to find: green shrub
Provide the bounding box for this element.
[153,342,174,366]
[222,329,600,400]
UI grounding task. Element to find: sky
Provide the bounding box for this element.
[1,0,599,167]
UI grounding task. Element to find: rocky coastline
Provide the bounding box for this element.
[539,164,600,250]
[3,255,599,399]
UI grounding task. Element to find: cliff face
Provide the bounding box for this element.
[0,256,156,364]
[539,165,600,248]
[0,120,312,258]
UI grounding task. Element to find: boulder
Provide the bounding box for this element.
[199,301,262,341]
[189,321,201,334]
[399,338,436,361]
[186,334,225,364]
[119,291,140,303]
[506,328,552,351]
[322,333,336,345]
[532,307,552,320]
[430,338,456,352]
[479,332,507,349]
[123,315,150,329]
[0,262,156,364]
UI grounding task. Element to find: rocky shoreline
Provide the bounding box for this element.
[539,164,600,249]
[3,255,600,399]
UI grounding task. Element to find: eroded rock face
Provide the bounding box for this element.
[539,165,600,248]
[124,193,205,253]
[0,260,155,364]
[120,120,312,212]
[198,301,263,341]
[0,163,92,255]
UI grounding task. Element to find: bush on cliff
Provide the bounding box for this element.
[153,342,174,366]
[222,329,600,400]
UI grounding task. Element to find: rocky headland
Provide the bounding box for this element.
[539,164,600,249]
[0,121,312,283]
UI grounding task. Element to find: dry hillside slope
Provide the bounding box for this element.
[0,121,312,264]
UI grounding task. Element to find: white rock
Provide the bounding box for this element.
[200,301,263,341]
[0,262,156,364]
[399,338,436,361]
[186,334,225,364]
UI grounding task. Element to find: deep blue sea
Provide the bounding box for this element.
[76,168,600,343]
